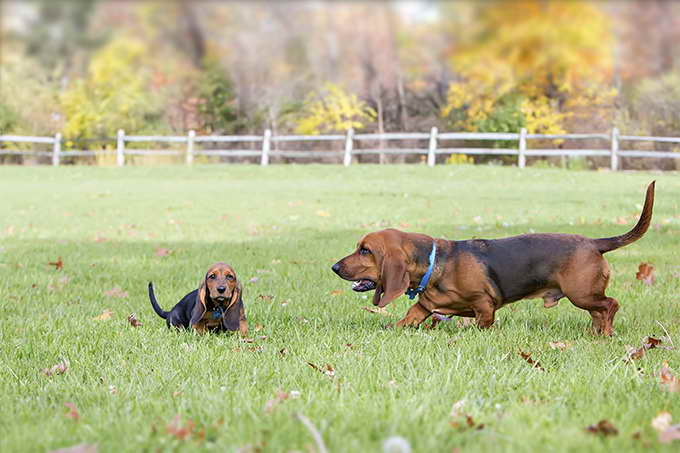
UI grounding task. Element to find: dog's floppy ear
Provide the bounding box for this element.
[222,282,243,331]
[375,248,410,308]
[190,278,208,328]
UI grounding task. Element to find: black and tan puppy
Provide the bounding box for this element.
[332,182,655,336]
[149,262,248,335]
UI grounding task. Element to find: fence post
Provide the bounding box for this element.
[116,129,125,166]
[261,129,271,166]
[610,127,619,171]
[427,126,438,167]
[343,128,354,166]
[518,128,527,169]
[186,130,195,166]
[52,133,61,166]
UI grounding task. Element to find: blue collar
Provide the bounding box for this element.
[405,242,437,300]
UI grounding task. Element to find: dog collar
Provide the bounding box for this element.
[211,306,224,319]
[405,242,437,300]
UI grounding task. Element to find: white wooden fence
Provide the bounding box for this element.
[1,128,679,169]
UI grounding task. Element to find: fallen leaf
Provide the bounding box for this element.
[549,341,572,351]
[254,324,264,331]
[307,362,335,378]
[108,385,117,395]
[625,336,664,362]
[166,415,195,440]
[362,306,391,316]
[519,352,544,371]
[330,289,343,296]
[278,348,288,356]
[316,210,331,217]
[450,400,466,418]
[42,359,69,377]
[659,361,680,393]
[154,248,172,257]
[636,263,656,285]
[585,420,618,436]
[264,390,289,414]
[257,294,274,302]
[64,402,79,421]
[127,313,142,327]
[456,318,476,329]
[659,425,680,444]
[49,257,64,270]
[652,412,673,433]
[172,391,182,398]
[94,309,113,321]
[104,287,128,298]
[49,444,97,453]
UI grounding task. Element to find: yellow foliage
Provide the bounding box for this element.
[295,83,375,135]
[442,0,615,133]
[445,153,474,165]
[61,36,162,140]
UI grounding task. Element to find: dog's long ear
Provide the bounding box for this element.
[222,282,243,331]
[190,279,208,328]
[376,249,410,307]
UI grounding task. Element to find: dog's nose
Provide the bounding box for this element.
[217,286,226,294]
[331,263,341,274]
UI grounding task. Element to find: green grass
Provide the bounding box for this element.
[1,165,679,453]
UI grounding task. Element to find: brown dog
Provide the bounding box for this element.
[149,262,248,335]
[332,182,655,336]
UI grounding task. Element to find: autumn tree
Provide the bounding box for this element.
[441,0,616,135]
[295,83,375,134]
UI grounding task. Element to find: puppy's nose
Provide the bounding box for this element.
[217,286,226,294]
[331,263,341,274]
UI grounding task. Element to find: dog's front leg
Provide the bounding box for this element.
[395,302,431,328]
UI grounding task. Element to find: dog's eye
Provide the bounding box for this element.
[226,275,235,281]
[208,274,216,279]
[359,247,371,255]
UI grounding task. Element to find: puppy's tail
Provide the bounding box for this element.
[148,282,168,319]
[594,181,655,254]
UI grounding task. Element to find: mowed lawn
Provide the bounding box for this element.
[1,165,679,453]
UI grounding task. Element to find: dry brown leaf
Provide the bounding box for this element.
[625,336,664,362]
[263,391,289,414]
[166,415,195,440]
[172,391,182,398]
[519,352,545,371]
[127,313,142,327]
[635,263,656,285]
[254,324,264,331]
[49,257,64,271]
[278,348,289,356]
[659,425,680,444]
[257,294,274,302]
[307,362,335,378]
[659,361,680,393]
[456,318,476,328]
[361,306,392,316]
[49,444,97,453]
[42,359,69,377]
[64,402,80,421]
[549,341,572,351]
[104,287,128,298]
[154,248,172,257]
[316,210,331,217]
[329,289,343,296]
[585,420,618,436]
[94,309,113,321]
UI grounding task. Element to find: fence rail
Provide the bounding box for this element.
[1,128,679,169]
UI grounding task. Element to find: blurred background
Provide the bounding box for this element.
[1,0,679,164]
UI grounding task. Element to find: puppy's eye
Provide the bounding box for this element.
[359,247,371,255]
[226,275,235,281]
[208,274,216,279]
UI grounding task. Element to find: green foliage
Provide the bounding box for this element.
[295,83,376,134]
[0,102,18,134]
[61,36,165,140]
[196,59,244,134]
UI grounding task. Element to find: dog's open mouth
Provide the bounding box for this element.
[351,279,377,292]
[215,295,227,302]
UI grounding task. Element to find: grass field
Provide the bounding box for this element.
[1,165,679,453]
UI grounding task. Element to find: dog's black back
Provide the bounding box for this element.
[148,282,197,329]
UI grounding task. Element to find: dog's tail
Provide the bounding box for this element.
[594,181,655,254]
[148,282,168,319]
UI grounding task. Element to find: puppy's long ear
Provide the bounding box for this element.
[222,282,243,331]
[376,249,410,307]
[190,279,208,329]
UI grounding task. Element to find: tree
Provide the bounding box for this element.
[295,83,375,134]
[441,0,615,135]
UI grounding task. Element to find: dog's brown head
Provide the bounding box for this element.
[197,262,241,310]
[332,229,416,308]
